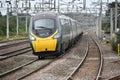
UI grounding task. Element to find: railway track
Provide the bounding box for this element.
[94,37,104,80]
[0,38,31,60]
[14,38,83,80]
[66,38,89,80]
[0,59,37,77]
[0,47,31,60]
[0,53,66,80]
[0,38,28,48]
[16,36,86,80]
[17,52,67,80]
[0,38,56,80]
[0,35,104,80]
[66,35,103,80]
[108,74,120,80]
[0,38,68,80]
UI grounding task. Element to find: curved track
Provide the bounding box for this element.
[93,36,104,80]
[66,38,89,80]
[16,36,86,80]
[16,38,84,80]
[0,35,104,80]
[66,35,103,80]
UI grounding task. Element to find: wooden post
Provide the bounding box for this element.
[118,44,120,56]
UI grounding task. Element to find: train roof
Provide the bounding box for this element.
[33,12,59,20]
[32,12,77,22]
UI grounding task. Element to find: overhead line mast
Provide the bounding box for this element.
[83,0,86,10]
[115,0,118,33]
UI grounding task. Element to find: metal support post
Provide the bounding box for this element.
[49,0,50,10]
[110,8,113,40]
[26,15,28,33]
[54,0,56,10]
[58,0,59,12]
[107,0,109,4]
[96,17,99,36]
[6,2,10,39]
[29,0,31,9]
[16,0,19,36]
[25,0,28,33]
[16,13,19,36]
[83,0,86,10]
[0,1,2,7]
[42,0,44,11]
[115,0,118,32]
[98,0,102,38]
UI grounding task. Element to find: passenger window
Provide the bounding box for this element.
[60,18,70,34]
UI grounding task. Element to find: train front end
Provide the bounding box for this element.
[29,13,61,58]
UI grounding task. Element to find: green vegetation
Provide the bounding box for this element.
[103,2,120,52]
[110,31,120,52]
[102,19,110,32]
[0,14,29,41]
[110,39,117,51]
[102,2,120,32]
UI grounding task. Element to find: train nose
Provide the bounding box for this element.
[32,39,57,52]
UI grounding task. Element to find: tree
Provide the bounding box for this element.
[103,2,120,32]
[0,16,6,36]
[0,12,2,17]
[106,2,120,52]
[0,14,27,37]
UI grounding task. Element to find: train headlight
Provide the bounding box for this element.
[29,35,36,41]
[53,33,60,39]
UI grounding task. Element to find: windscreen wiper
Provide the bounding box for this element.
[36,26,52,30]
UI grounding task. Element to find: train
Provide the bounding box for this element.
[29,12,83,59]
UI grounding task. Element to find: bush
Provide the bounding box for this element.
[110,39,118,51]
[110,31,120,52]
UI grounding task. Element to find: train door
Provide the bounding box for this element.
[60,18,70,49]
[69,20,73,46]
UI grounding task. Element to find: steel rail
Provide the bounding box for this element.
[66,36,104,80]
[92,37,104,80]
[0,38,28,44]
[0,47,31,60]
[16,36,83,80]
[17,48,70,80]
[0,47,31,56]
[108,74,120,80]
[0,40,28,50]
[0,59,38,77]
[66,37,89,80]
[17,60,54,80]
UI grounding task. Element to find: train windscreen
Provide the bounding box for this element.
[33,19,56,38]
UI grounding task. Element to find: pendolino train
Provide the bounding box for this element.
[29,12,83,59]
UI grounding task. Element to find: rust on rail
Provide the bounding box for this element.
[108,74,120,80]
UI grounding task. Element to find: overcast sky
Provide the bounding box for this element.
[63,0,117,7]
[0,0,119,15]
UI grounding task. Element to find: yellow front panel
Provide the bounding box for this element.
[31,30,58,52]
[33,39,57,52]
